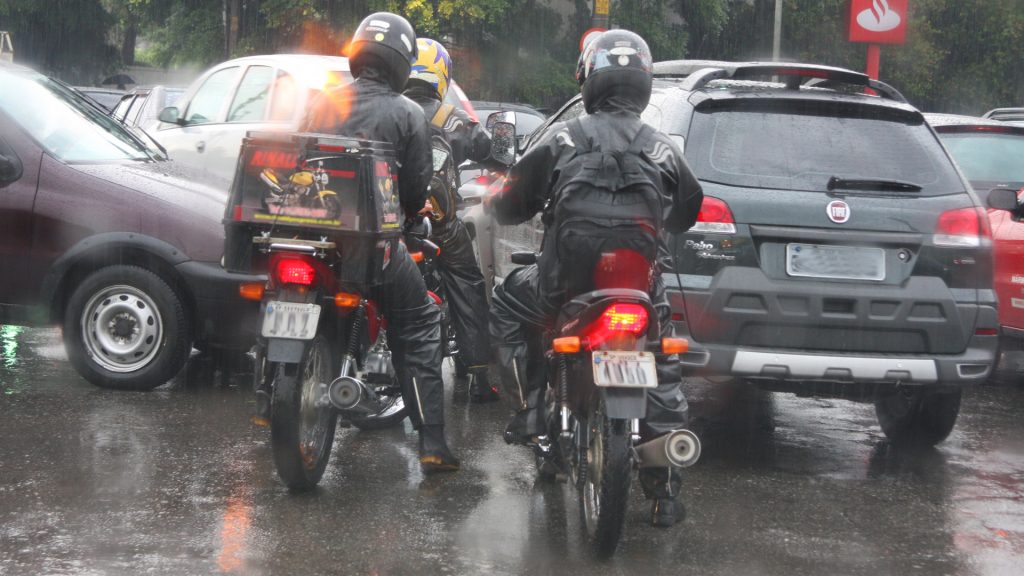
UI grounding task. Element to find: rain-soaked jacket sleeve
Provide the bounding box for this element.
[491,128,565,226]
[446,108,491,166]
[661,137,704,234]
[400,109,434,219]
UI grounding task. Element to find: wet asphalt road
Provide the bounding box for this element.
[2,326,1024,576]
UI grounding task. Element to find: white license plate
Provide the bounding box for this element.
[592,351,658,388]
[261,301,321,340]
[786,243,885,281]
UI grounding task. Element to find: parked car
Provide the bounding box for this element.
[982,107,1024,126]
[112,85,185,132]
[0,62,259,390]
[71,86,126,113]
[926,113,1024,351]
[470,60,1014,446]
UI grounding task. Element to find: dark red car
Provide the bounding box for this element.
[927,113,1024,354]
[0,63,258,390]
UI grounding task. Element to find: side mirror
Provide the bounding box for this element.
[486,110,516,132]
[158,106,182,125]
[988,188,1021,213]
[488,113,518,168]
[0,153,23,186]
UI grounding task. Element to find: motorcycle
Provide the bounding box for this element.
[487,114,702,557]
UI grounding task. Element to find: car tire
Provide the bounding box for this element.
[874,387,962,447]
[63,265,191,390]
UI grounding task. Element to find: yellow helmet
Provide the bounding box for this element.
[409,38,452,100]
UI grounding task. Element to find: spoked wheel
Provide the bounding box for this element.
[578,395,632,558]
[270,336,337,491]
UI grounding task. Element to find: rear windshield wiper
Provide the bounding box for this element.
[827,176,922,193]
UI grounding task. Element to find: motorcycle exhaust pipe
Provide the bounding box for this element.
[635,429,701,468]
[327,376,384,415]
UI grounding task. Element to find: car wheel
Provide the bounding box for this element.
[64,265,191,390]
[874,387,962,447]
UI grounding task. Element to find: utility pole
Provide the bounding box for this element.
[592,0,610,29]
[772,0,783,61]
[0,31,13,63]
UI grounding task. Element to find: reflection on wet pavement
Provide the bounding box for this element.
[1,326,1022,575]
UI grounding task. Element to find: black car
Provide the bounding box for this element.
[483,61,1009,446]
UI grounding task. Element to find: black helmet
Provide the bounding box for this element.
[576,29,653,114]
[349,12,418,92]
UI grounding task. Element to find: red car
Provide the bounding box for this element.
[928,114,1024,350]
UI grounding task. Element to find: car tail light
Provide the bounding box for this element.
[581,303,649,350]
[934,207,991,247]
[276,258,317,286]
[475,174,490,185]
[690,196,736,234]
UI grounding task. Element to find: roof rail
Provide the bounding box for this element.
[664,61,907,103]
[982,107,1024,121]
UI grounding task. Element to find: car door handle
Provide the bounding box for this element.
[196,141,206,153]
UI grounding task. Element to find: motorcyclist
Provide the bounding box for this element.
[402,37,500,403]
[304,12,459,473]
[486,29,704,526]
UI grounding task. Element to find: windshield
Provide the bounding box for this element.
[687,101,963,195]
[0,70,155,162]
[938,132,1024,184]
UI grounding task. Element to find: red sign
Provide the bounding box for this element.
[848,0,908,45]
[580,27,606,52]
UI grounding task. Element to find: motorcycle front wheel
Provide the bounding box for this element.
[578,395,632,558]
[270,336,337,491]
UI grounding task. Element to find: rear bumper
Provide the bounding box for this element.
[176,261,263,349]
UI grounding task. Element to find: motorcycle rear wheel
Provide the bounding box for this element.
[270,336,337,491]
[578,396,632,558]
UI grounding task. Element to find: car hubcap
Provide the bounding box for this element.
[82,285,162,373]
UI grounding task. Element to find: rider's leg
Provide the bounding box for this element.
[374,241,459,473]
[435,219,498,402]
[638,275,690,527]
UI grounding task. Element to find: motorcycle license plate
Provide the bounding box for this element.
[261,301,321,340]
[592,351,658,388]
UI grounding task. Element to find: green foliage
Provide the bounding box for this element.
[612,0,687,61]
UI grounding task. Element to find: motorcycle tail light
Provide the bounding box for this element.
[582,303,649,350]
[934,207,990,247]
[276,258,316,286]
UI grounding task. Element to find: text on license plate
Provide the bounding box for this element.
[592,351,658,388]
[261,301,321,340]
[786,243,885,281]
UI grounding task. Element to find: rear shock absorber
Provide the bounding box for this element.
[338,302,365,378]
[558,353,570,434]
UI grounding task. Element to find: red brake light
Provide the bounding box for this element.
[475,175,490,185]
[580,303,650,350]
[276,258,316,286]
[934,207,990,247]
[692,196,736,234]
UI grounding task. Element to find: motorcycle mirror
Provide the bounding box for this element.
[158,106,182,125]
[489,121,517,168]
[0,153,23,186]
[988,188,1021,213]
[486,110,516,132]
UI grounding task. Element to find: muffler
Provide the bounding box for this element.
[327,375,384,414]
[635,429,701,468]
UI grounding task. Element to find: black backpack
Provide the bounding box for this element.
[539,118,664,296]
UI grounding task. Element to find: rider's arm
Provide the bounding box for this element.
[447,108,491,166]
[399,107,434,219]
[661,137,704,234]
[489,128,563,226]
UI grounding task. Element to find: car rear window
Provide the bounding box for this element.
[938,132,1024,184]
[687,101,963,195]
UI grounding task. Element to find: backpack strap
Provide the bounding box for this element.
[626,123,655,157]
[430,103,455,129]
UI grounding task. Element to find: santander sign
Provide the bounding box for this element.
[848,0,908,44]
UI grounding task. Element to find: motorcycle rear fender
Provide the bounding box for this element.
[267,338,305,363]
[600,387,647,420]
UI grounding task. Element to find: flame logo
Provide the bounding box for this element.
[857,0,902,32]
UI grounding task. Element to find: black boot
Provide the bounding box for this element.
[469,367,500,403]
[640,466,685,528]
[651,498,685,528]
[419,425,460,473]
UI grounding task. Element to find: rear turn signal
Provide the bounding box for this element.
[934,207,990,247]
[661,337,689,354]
[691,196,736,234]
[410,251,424,263]
[276,258,316,286]
[238,282,265,301]
[553,336,582,353]
[334,292,361,310]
